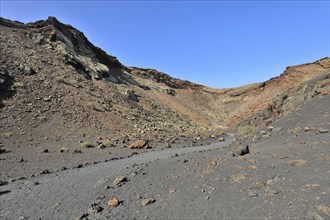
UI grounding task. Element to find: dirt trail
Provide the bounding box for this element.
[0,136,234,219]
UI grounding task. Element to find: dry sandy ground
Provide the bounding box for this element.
[0,95,329,220]
[0,136,234,219]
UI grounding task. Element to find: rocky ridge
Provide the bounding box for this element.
[1,16,329,140]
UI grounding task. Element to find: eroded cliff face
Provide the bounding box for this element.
[222,58,330,128]
[0,16,329,145]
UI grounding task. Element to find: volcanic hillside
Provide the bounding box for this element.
[0,16,329,145]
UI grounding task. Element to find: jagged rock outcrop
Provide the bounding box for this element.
[0,16,148,87]
[128,67,202,90]
[237,70,330,128]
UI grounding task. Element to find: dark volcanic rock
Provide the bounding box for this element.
[230,140,249,157]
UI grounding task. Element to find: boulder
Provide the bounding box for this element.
[230,140,249,157]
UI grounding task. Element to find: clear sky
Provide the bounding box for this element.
[1,1,329,88]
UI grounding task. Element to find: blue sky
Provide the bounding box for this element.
[1,1,329,88]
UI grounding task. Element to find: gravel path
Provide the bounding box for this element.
[0,136,234,219]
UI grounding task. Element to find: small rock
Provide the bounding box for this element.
[113,176,127,186]
[141,198,155,206]
[73,149,82,154]
[288,159,306,167]
[43,96,52,102]
[39,149,49,153]
[59,148,69,153]
[304,127,310,132]
[97,195,105,199]
[267,126,274,132]
[219,137,225,141]
[108,198,120,207]
[318,128,329,133]
[169,189,176,194]
[248,165,258,170]
[205,196,210,200]
[40,169,50,175]
[129,140,150,149]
